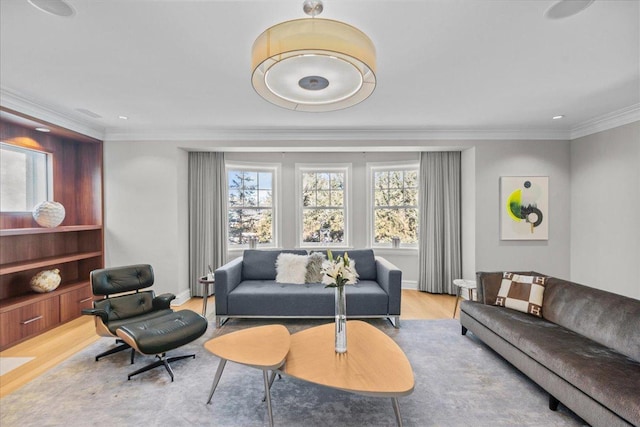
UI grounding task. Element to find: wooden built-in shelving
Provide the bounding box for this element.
[1,251,103,275]
[0,109,103,350]
[0,281,90,312]
[0,225,102,236]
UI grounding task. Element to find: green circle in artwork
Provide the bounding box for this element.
[507,189,522,222]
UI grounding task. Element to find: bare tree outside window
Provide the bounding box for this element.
[228,169,273,245]
[302,171,346,244]
[373,168,418,245]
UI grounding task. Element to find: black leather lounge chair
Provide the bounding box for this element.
[83,264,208,381]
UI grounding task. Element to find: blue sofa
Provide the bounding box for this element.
[214,249,402,328]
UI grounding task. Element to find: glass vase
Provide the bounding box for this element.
[335,285,347,353]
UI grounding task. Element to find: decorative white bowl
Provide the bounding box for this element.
[32,201,65,227]
[30,268,61,293]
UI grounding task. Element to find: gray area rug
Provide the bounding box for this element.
[1,319,586,426]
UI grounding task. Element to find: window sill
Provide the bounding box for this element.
[372,247,419,255]
[228,245,280,253]
[296,245,353,251]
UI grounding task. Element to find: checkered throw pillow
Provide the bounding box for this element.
[495,272,547,318]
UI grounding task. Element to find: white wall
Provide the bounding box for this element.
[103,141,189,298]
[570,121,640,299]
[103,138,578,301]
[473,139,571,278]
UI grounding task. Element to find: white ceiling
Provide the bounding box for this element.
[1,0,639,141]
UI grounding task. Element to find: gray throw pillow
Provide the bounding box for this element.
[305,252,326,283]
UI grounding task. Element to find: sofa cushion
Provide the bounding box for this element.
[495,272,546,317]
[461,301,640,425]
[275,253,308,284]
[305,252,325,283]
[322,249,377,281]
[542,277,640,362]
[242,249,307,280]
[227,280,388,316]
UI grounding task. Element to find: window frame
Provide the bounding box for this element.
[0,142,53,213]
[366,161,420,249]
[225,161,281,251]
[295,163,352,249]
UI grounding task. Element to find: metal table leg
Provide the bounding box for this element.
[206,358,227,404]
[199,279,214,316]
[202,282,209,316]
[392,397,403,427]
[263,369,274,427]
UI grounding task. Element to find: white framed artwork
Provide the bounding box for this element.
[500,176,548,240]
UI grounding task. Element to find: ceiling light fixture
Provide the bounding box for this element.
[544,0,595,20]
[251,0,376,112]
[28,0,75,17]
[552,115,565,120]
[118,115,129,120]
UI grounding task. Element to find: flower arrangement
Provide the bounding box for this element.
[322,250,359,288]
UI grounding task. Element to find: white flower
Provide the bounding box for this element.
[321,251,359,288]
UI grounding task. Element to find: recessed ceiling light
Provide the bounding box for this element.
[28,0,75,17]
[35,127,51,132]
[544,0,595,20]
[118,115,129,120]
[552,115,565,120]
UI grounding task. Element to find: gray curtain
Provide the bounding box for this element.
[189,152,227,296]
[418,152,462,294]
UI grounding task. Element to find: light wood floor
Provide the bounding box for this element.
[0,290,459,398]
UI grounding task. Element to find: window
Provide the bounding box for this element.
[369,164,419,247]
[297,164,351,247]
[227,164,278,247]
[0,142,52,212]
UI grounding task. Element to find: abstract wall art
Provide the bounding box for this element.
[500,176,548,240]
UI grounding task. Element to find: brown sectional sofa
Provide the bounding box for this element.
[460,272,640,427]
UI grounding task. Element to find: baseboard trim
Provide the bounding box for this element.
[170,289,192,306]
[402,280,418,290]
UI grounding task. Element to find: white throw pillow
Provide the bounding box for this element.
[275,253,308,284]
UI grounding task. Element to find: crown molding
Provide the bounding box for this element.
[0,87,105,140]
[3,87,637,143]
[104,127,570,142]
[570,103,640,140]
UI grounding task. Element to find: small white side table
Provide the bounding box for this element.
[452,279,477,318]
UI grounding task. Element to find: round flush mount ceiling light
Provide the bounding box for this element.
[28,0,75,17]
[251,0,376,112]
[544,0,595,20]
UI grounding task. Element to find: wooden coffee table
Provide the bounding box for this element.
[280,320,414,426]
[204,325,290,427]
